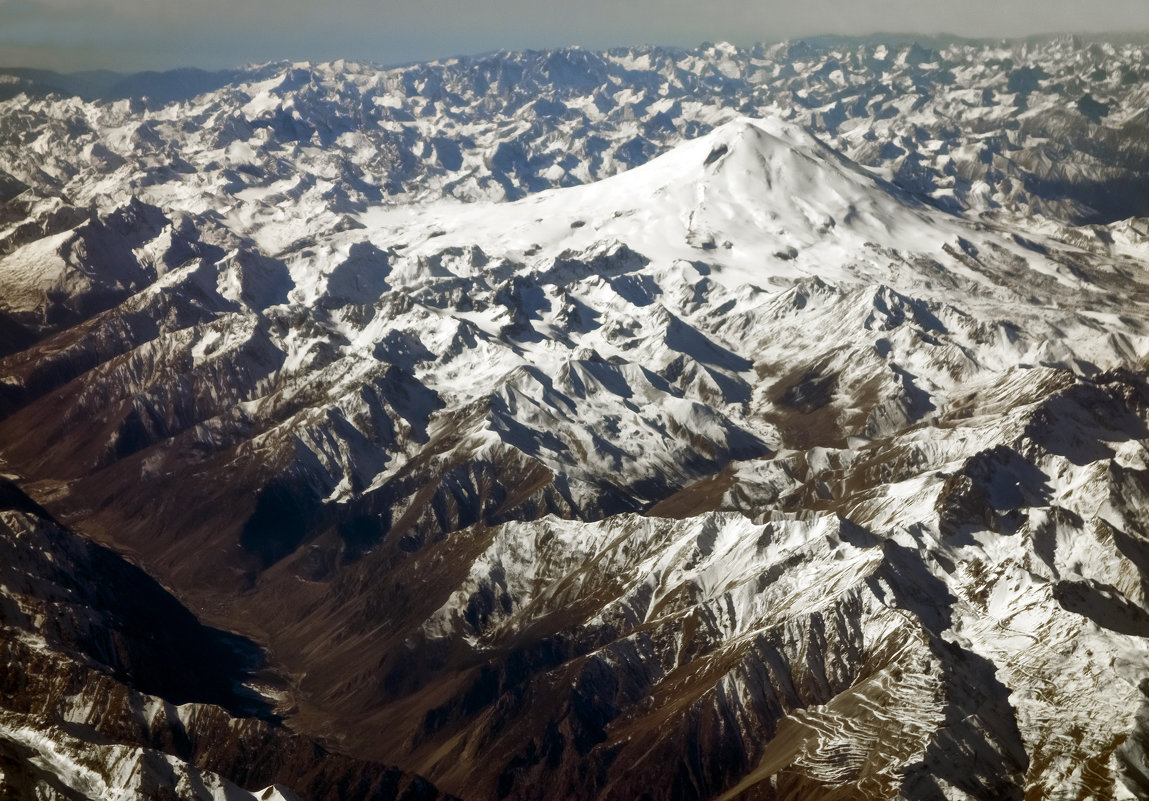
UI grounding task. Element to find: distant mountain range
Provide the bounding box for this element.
[2,35,1149,800]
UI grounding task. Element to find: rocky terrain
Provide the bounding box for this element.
[0,478,452,801]
[2,34,1149,800]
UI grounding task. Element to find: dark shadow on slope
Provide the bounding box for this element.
[1116,681,1149,798]
[554,296,601,335]
[1025,371,1149,466]
[869,528,1028,800]
[0,478,275,720]
[890,363,937,422]
[326,241,392,303]
[968,445,1053,509]
[703,366,753,404]
[230,248,294,310]
[1103,463,1149,605]
[239,470,326,571]
[334,511,394,568]
[937,446,1052,544]
[571,358,635,400]
[374,329,436,371]
[535,244,649,287]
[664,315,752,373]
[609,273,661,307]
[776,365,838,414]
[432,137,464,171]
[903,642,1028,801]
[495,276,551,321]
[868,535,956,633]
[488,395,570,458]
[0,311,37,359]
[1053,579,1149,637]
[378,365,444,444]
[704,143,729,166]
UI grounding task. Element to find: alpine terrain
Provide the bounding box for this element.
[3,34,1149,800]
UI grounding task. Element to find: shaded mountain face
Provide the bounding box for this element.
[3,36,1149,801]
[0,479,453,801]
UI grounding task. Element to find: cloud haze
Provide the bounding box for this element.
[2,0,1147,72]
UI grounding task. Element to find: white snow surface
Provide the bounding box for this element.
[4,36,1149,801]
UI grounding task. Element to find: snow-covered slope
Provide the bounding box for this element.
[3,36,1149,801]
[4,35,1149,231]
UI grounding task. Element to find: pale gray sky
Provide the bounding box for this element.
[2,0,1148,72]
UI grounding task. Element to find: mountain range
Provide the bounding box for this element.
[2,35,1149,800]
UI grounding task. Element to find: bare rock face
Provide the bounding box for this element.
[0,480,452,801]
[3,35,1149,801]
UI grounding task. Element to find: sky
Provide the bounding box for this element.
[1,0,1148,73]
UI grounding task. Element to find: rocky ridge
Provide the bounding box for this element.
[2,35,1149,801]
[0,479,452,801]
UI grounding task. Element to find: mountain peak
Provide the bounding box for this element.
[5,37,1149,801]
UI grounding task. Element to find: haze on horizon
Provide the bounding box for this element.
[1,0,1147,73]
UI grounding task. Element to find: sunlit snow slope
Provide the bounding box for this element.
[3,36,1149,801]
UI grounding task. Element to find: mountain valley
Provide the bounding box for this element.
[2,35,1149,800]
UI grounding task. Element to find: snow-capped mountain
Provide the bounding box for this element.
[3,35,1149,801]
